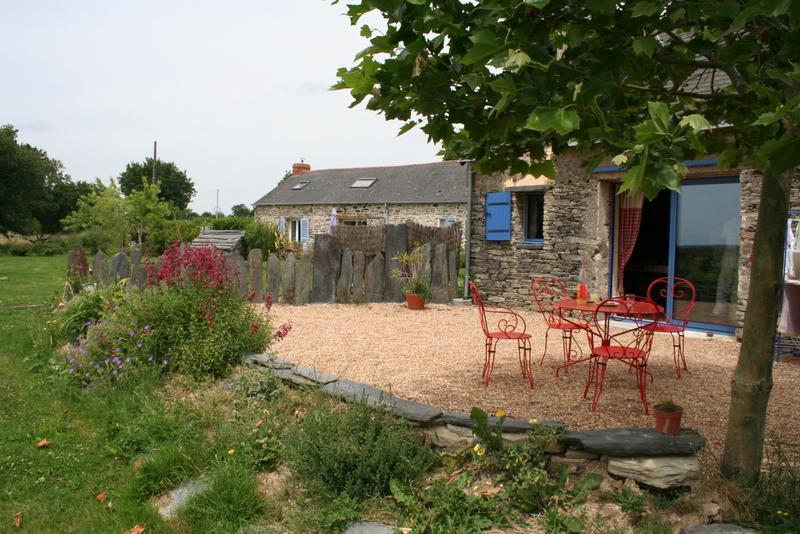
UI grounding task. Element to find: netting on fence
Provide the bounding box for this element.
[406,220,462,249]
[330,224,386,255]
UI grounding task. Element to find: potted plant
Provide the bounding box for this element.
[391,245,432,310]
[653,400,683,435]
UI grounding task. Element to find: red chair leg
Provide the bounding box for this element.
[636,362,650,415]
[540,328,551,365]
[678,331,687,372]
[562,329,574,368]
[591,359,608,411]
[583,356,597,398]
[483,338,498,387]
[519,338,534,389]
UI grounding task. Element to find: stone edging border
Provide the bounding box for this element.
[243,353,706,459]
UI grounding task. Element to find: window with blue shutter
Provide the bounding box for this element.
[485,191,512,241]
[277,217,286,234]
[300,218,310,242]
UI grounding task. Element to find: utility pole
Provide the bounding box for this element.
[216,189,220,218]
[152,141,158,183]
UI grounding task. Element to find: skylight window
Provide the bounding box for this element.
[350,178,376,188]
[291,181,309,190]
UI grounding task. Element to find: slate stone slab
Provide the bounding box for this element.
[293,366,338,385]
[111,252,131,281]
[336,248,353,303]
[344,522,397,534]
[243,353,294,370]
[282,252,296,303]
[157,479,208,519]
[321,379,442,424]
[448,246,458,299]
[274,368,318,387]
[226,251,248,296]
[383,224,408,302]
[420,242,432,287]
[608,455,700,489]
[129,246,146,288]
[562,428,705,457]
[443,411,566,433]
[365,253,385,303]
[248,249,264,301]
[311,234,342,303]
[352,251,366,302]
[93,251,110,287]
[430,243,449,303]
[295,255,312,305]
[267,252,281,301]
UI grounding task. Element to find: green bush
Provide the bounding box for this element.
[59,243,271,384]
[747,442,800,532]
[210,216,250,231]
[243,220,285,257]
[287,402,435,499]
[7,243,32,256]
[54,283,121,341]
[391,476,508,533]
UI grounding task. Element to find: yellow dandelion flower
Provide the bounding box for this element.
[495,409,506,418]
[227,449,236,455]
[473,443,486,456]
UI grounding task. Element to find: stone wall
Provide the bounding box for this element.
[470,152,612,308]
[736,169,800,330]
[255,202,467,244]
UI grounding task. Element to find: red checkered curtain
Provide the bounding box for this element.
[617,191,644,294]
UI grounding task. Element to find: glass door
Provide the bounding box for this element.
[671,179,741,329]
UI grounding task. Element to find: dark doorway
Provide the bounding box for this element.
[623,190,671,302]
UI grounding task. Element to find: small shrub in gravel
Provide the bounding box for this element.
[286,401,435,499]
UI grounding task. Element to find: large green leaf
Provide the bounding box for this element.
[586,0,617,15]
[647,102,671,133]
[632,36,657,57]
[529,160,556,179]
[679,114,712,131]
[525,107,581,135]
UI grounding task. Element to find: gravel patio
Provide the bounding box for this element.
[267,303,800,456]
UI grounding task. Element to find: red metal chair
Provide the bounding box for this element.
[583,297,659,414]
[531,276,586,368]
[468,282,534,389]
[646,277,696,378]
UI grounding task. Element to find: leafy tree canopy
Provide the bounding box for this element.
[231,204,254,217]
[334,0,800,485]
[0,124,94,236]
[118,158,196,210]
[335,0,800,198]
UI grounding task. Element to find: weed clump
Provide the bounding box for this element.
[287,401,435,499]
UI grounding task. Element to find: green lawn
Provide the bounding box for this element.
[0,256,167,532]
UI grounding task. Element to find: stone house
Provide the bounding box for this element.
[467,151,800,335]
[254,161,469,247]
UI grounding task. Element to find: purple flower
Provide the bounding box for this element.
[129,330,136,337]
[143,325,151,333]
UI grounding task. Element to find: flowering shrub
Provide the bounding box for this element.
[60,242,272,384]
[146,242,234,292]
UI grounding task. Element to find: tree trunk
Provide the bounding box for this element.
[721,162,792,484]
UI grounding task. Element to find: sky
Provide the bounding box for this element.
[1,0,441,214]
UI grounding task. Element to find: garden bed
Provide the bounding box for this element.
[267,303,800,457]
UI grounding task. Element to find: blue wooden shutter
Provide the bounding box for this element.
[485,191,512,240]
[277,217,286,233]
[300,218,310,242]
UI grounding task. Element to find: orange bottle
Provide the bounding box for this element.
[576,264,589,305]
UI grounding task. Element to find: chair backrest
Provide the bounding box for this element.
[647,277,696,326]
[468,281,491,336]
[531,276,569,327]
[590,296,659,358]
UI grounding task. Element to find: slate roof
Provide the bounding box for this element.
[191,230,244,251]
[254,161,468,206]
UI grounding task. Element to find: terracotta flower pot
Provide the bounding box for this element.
[405,293,425,310]
[654,407,683,435]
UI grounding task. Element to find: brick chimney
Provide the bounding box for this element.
[292,162,311,176]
